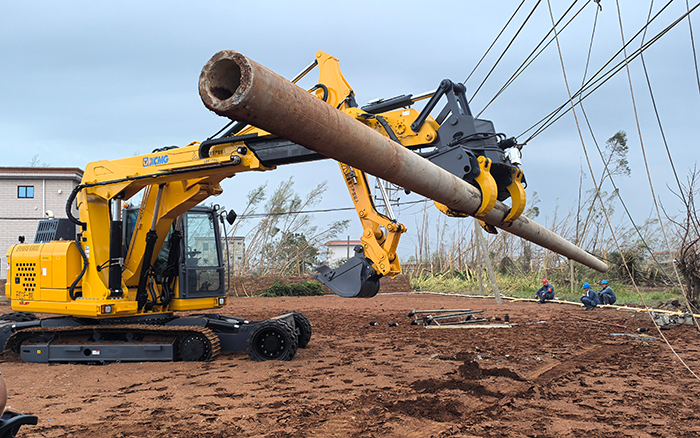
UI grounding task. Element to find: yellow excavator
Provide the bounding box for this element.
[2,51,527,364]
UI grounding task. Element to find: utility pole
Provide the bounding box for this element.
[474,220,502,304]
[474,223,484,295]
[570,259,575,294]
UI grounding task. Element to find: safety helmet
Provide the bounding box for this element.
[582,282,591,289]
[542,279,548,283]
[601,280,608,285]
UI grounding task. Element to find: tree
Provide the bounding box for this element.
[577,130,631,250]
[224,177,349,277]
[670,167,700,310]
[266,232,320,276]
[28,154,50,167]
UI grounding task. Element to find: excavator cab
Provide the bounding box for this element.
[124,205,226,303]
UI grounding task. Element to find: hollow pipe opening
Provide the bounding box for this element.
[206,58,242,102]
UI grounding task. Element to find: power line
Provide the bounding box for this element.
[237,200,427,219]
[463,0,527,85]
[576,21,679,289]
[518,0,691,142]
[521,0,679,141]
[477,0,587,118]
[469,0,544,104]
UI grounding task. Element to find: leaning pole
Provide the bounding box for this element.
[198,50,607,273]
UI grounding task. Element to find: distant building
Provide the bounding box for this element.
[324,240,362,267]
[223,236,246,270]
[0,167,83,280]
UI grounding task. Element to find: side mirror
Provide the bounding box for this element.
[226,210,237,225]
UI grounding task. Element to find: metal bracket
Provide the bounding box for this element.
[474,157,497,218]
[503,168,526,224]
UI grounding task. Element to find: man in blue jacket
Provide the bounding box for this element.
[535,278,555,303]
[580,282,599,310]
[598,280,616,305]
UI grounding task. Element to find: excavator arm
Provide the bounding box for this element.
[199,51,528,297]
[6,50,527,317]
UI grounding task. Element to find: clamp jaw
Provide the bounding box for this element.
[411,80,526,228]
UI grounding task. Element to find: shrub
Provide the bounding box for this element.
[260,280,325,297]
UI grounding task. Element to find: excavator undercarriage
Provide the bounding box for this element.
[2,311,305,363]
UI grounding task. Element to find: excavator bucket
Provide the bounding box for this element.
[313,250,381,298]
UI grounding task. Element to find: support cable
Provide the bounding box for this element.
[682,0,700,235]
[468,0,544,104]
[686,0,700,101]
[547,0,700,381]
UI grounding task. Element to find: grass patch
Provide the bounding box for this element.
[410,273,685,306]
[260,280,325,297]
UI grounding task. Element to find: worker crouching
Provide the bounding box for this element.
[535,278,555,303]
[598,280,616,305]
[580,282,599,310]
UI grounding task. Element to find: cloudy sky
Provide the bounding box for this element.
[2,0,698,257]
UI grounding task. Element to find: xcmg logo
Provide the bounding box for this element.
[143,155,169,167]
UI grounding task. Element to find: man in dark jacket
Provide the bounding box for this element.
[598,280,616,305]
[535,278,555,303]
[580,282,599,310]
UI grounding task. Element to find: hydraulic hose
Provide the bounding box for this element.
[69,232,88,300]
[65,184,86,230]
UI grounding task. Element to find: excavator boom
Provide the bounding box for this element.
[198,50,608,274]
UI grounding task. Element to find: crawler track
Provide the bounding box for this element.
[5,324,221,361]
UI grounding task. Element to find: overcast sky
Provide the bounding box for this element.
[2,0,699,257]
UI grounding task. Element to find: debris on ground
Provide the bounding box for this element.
[2,294,697,437]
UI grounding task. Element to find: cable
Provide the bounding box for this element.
[614,0,700,379]
[687,0,700,100]
[469,0,544,104]
[519,0,691,142]
[521,0,676,140]
[236,200,427,219]
[548,0,700,381]
[638,0,697,283]
[463,0,527,85]
[632,1,700,322]
[526,1,700,142]
[477,0,587,118]
[682,0,700,236]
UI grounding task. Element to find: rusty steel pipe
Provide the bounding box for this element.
[199,50,607,272]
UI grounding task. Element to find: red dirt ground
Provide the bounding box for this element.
[1,293,699,437]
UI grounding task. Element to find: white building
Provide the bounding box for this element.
[324,240,362,267]
[0,167,83,279]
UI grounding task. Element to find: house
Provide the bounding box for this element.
[0,167,83,280]
[324,239,362,267]
[224,236,246,270]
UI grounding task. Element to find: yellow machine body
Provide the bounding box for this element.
[4,50,525,320]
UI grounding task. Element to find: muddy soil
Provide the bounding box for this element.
[1,293,699,437]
